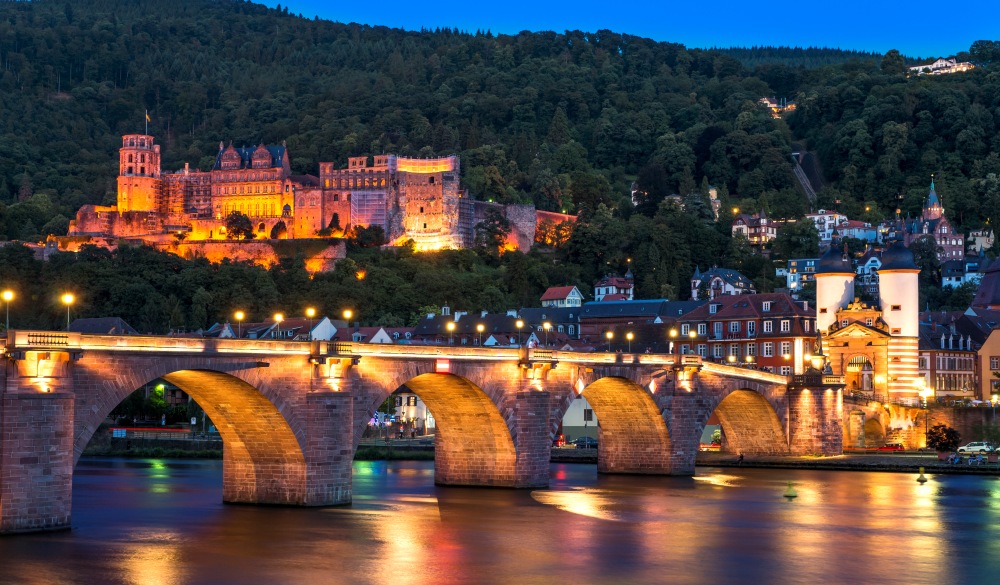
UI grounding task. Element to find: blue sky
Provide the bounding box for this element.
[267,1,997,59]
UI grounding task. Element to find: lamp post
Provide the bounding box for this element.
[305,307,316,341]
[343,309,353,334]
[61,293,74,331]
[477,323,484,346]
[669,328,678,360]
[273,313,284,339]
[606,330,614,352]
[446,321,456,345]
[1,289,13,330]
[688,329,697,356]
[626,332,633,353]
[515,319,524,347]
[992,393,998,422]
[543,322,551,347]
[234,310,245,338]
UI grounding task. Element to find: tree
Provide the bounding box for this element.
[926,424,961,452]
[879,49,907,75]
[348,225,386,248]
[474,207,512,253]
[269,220,287,239]
[772,219,820,260]
[225,212,255,240]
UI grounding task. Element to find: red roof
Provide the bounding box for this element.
[600,293,630,301]
[541,286,579,301]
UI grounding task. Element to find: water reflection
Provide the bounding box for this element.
[0,459,999,584]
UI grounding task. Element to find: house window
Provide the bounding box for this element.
[746,343,756,356]
[780,366,792,376]
[568,325,575,335]
[804,320,811,332]
[713,344,724,358]
[697,344,707,357]
[709,304,718,314]
[583,408,593,422]
[780,320,790,332]
[697,323,707,336]
[395,396,403,406]
[780,341,791,355]
[729,343,739,357]
[681,324,690,335]
[990,356,1000,370]
[763,342,774,357]
[729,321,740,333]
[763,321,773,333]
[762,301,772,312]
[714,322,723,337]
[747,321,756,335]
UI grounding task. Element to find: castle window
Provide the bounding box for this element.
[128,154,133,163]
[325,180,330,188]
[423,223,427,229]
[127,166,133,174]
[419,206,424,213]
[140,166,145,174]
[333,194,339,202]
[891,305,901,311]
[140,154,146,163]
[819,308,827,313]
[429,176,435,185]
[891,329,901,335]
[347,194,351,202]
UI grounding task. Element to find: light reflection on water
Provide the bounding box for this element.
[0,459,998,585]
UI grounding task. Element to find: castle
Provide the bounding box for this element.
[69,134,571,252]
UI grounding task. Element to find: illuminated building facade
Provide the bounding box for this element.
[70,134,568,253]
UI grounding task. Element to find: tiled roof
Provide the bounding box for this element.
[69,317,138,335]
[540,286,579,301]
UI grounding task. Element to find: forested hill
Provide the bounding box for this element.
[716,46,883,68]
[0,0,998,244]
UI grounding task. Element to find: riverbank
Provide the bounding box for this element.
[695,452,1000,475]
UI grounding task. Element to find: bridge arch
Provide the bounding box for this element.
[579,376,672,474]
[711,389,788,455]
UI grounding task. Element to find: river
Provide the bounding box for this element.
[1,458,998,585]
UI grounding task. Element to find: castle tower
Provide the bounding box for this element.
[814,237,854,333]
[117,134,161,212]
[877,240,920,396]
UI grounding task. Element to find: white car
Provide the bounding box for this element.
[957,442,995,453]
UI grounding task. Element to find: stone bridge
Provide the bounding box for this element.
[0,331,843,534]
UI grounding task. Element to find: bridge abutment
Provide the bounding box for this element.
[788,384,844,456]
[0,390,74,534]
[303,391,354,505]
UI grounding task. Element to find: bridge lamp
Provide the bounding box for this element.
[305,307,316,341]
[605,330,614,352]
[476,323,485,346]
[669,328,678,356]
[626,331,634,352]
[61,293,75,331]
[1,289,13,331]
[273,313,284,339]
[727,354,736,364]
[343,309,353,328]
[745,355,755,367]
[543,322,551,347]
[234,310,245,338]
[446,321,456,345]
[515,319,524,347]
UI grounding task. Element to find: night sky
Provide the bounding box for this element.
[266,0,996,59]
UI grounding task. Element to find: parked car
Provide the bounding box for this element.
[877,443,905,452]
[957,441,995,453]
[553,434,566,448]
[573,437,598,449]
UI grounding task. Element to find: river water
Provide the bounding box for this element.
[1,458,999,585]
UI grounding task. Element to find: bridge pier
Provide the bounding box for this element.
[788,376,844,456]
[303,391,354,505]
[0,390,75,533]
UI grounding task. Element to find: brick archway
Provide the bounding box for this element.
[162,370,306,504]
[580,376,672,474]
[404,373,518,486]
[713,389,788,455]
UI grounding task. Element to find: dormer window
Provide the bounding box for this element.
[762,301,772,312]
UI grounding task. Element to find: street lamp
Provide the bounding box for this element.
[991,393,998,422]
[688,329,697,356]
[543,322,551,347]
[1,289,13,330]
[476,323,485,346]
[669,328,678,359]
[305,307,316,341]
[605,330,614,352]
[515,319,524,347]
[61,293,74,331]
[626,332,633,353]
[273,313,284,339]
[446,321,456,345]
[234,310,245,338]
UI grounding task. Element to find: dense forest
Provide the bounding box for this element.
[0,0,997,329]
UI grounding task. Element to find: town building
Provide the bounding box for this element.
[540,286,584,308]
[781,258,819,292]
[731,212,777,246]
[941,257,986,289]
[69,134,573,257]
[818,240,922,401]
[838,220,878,243]
[899,180,966,261]
[690,267,756,300]
[855,248,882,298]
[908,58,974,75]
[967,228,994,254]
[578,299,705,343]
[673,292,815,375]
[593,271,634,302]
[518,307,581,341]
[918,317,978,400]
[805,209,848,245]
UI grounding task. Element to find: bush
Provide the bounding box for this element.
[926,424,961,452]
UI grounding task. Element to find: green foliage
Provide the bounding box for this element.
[224,212,254,240]
[474,207,512,254]
[772,219,819,260]
[926,423,961,452]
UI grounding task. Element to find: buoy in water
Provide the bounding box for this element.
[783,481,797,499]
[917,467,928,484]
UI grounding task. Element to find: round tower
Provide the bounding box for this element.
[877,241,919,337]
[814,243,854,333]
[117,134,161,212]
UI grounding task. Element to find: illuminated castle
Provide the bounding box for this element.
[70,134,565,251]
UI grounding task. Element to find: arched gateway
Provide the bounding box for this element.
[1,333,843,534]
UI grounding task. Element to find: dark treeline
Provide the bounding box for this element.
[716,46,883,69]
